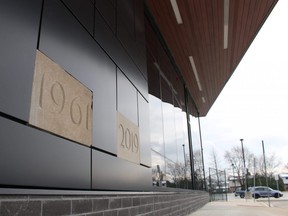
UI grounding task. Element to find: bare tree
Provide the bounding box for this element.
[193,149,205,189]
[194,149,203,174]
[167,161,184,185]
[285,163,288,171]
[209,148,222,171]
[224,146,255,189]
[257,153,281,177]
[209,148,221,189]
[184,153,191,179]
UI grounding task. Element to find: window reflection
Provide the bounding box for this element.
[146,15,204,190]
[149,84,196,189]
[151,150,166,187]
[149,95,164,155]
[190,114,205,190]
[149,90,204,189]
[162,101,177,163]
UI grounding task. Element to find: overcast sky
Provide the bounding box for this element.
[200,0,288,173]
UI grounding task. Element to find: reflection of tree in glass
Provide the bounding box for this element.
[194,149,205,190]
[167,161,183,186]
[165,152,195,189]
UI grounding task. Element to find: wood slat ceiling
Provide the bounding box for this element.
[145,0,278,116]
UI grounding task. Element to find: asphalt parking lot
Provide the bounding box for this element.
[239,191,288,209]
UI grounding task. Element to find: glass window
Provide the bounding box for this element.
[149,94,164,155]
[146,17,200,189]
[151,150,166,187]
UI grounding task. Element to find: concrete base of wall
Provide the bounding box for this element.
[0,189,209,216]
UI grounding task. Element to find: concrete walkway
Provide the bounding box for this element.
[188,198,288,216]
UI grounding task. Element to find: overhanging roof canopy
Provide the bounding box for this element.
[145,0,278,116]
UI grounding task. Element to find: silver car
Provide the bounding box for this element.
[250,186,283,199]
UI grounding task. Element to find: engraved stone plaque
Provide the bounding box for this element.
[29,50,93,146]
[117,112,140,164]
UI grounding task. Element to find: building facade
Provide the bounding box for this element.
[0,0,277,215]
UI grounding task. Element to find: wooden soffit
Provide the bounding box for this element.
[145,0,278,116]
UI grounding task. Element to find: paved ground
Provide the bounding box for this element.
[188,192,288,216]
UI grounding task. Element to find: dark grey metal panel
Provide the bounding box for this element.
[0,116,90,189]
[117,0,134,37]
[61,0,94,35]
[117,0,147,81]
[93,59,117,154]
[0,0,42,121]
[92,59,117,153]
[117,0,137,66]
[138,93,151,167]
[92,150,152,190]
[94,8,148,101]
[117,68,138,125]
[95,0,116,34]
[39,0,117,154]
[134,0,147,80]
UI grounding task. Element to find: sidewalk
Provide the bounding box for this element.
[188,198,288,216]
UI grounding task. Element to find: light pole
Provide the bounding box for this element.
[240,139,248,191]
[198,115,206,190]
[232,163,236,192]
[182,144,187,188]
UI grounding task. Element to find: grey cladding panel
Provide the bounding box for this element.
[92,150,152,190]
[61,0,94,35]
[39,0,117,154]
[0,116,90,189]
[117,0,134,37]
[0,0,42,121]
[95,0,116,33]
[92,59,117,153]
[94,8,148,100]
[117,0,147,80]
[117,69,138,125]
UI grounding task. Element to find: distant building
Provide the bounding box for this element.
[279,174,288,190]
[228,175,243,192]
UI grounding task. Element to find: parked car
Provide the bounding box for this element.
[250,186,283,199]
[234,188,245,198]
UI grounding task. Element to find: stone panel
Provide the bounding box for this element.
[117,112,140,164]
[29,50,93,146]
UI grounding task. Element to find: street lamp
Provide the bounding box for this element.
[240,139,248,191]
[232,163,236,192]
[182,144,187,188]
